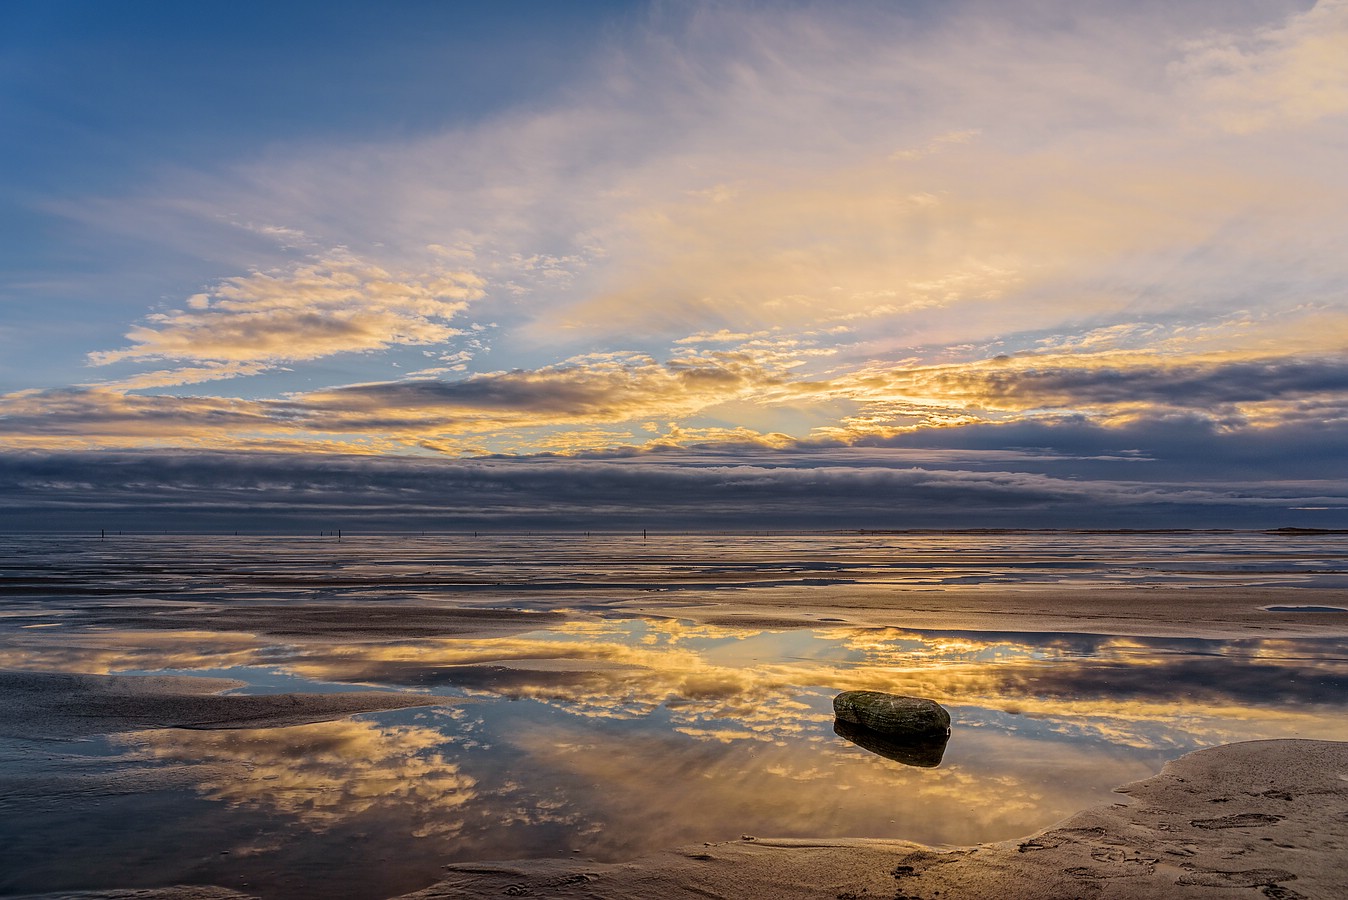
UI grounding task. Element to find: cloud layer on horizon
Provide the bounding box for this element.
[3,435,1344,530]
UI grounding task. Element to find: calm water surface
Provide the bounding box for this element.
[1,531,1346,899]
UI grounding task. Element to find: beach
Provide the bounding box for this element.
[1,531,1346,898]
[11,1,1348,895]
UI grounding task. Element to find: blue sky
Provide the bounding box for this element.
[2,0,1347,530]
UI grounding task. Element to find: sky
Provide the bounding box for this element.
[1,0,1346,531]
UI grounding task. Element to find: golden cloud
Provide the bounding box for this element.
[89,250,484,382]
[119,717,476,835]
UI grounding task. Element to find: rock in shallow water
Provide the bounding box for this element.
[832,690,951,736]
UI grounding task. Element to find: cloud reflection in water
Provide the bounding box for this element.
[4,616,1348,846]
[4,617,1347,757]
[2,609,1347,897]
[115,716,477,837]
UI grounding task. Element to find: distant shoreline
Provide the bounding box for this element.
[3,526,1348,536]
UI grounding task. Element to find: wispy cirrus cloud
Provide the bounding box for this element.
[89,361,277,392]
[1172,0,1348,133]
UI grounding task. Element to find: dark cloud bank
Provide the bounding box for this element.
[3,416,1345,531]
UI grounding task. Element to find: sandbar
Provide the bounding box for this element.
[641,585,1348,639]
[22,586,1348,645]
[0,670,446,739]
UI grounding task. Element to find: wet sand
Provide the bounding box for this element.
[10,735,1344,898]
[4,566,1347,898]
[647,585,1348,640]
[13,584,1348,643]
[4,629,1347,898]
[0,671,447,739]
[405,739,1348,899]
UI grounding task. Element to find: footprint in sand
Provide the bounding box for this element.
[1189,813,1285,829]
[1176,867,1298,888]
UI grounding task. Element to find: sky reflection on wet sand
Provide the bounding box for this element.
[1,533,1346,898]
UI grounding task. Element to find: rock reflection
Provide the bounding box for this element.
[833,719,949,768]
[116,716,476,835]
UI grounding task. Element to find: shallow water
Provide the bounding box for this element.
[1,531,1347,899]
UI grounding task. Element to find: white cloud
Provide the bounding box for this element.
[89,250,484,383]
[87,361,274,391]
